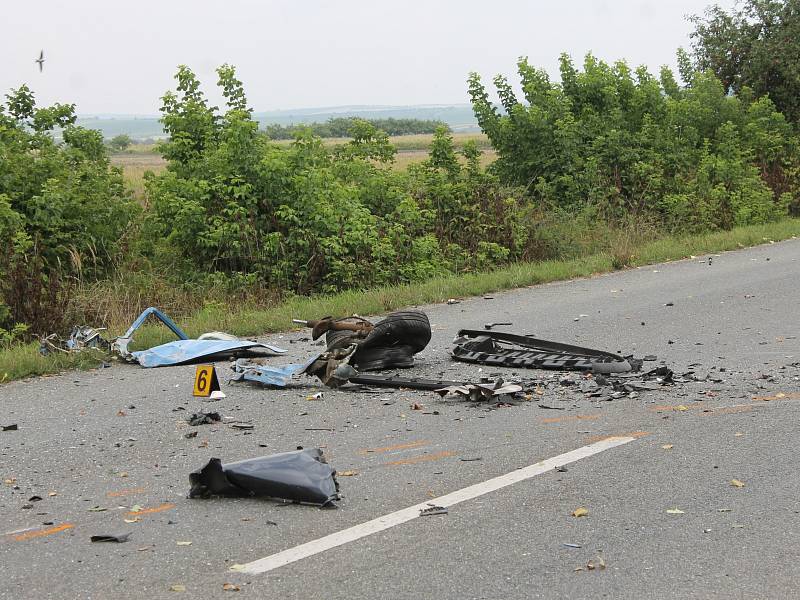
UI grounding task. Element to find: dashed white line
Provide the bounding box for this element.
[233,435,638,575]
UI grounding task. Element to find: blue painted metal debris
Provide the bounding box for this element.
[230,355,321,387]
[113,307,286,368]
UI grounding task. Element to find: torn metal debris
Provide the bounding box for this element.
[39,326,110,356]
[435,379,523,400]
[90,533,131,543]
[452,330,633,374]
[188,448,340,507]
[419,504,448,516]
[230,355,320,388]
[113,307,286,368]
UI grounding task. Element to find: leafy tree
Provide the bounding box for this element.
[0,85,137,332]
[108,133,132,151]
[688,0,800,124]
[468,53,799,229]
[264,117,449,140]
[426,125,460,177]
[145,65,532,293]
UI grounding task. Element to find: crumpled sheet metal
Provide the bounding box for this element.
[132,339,286,368]
[436,380,523,400]
[231,346,358,388]
[230,355,320,387]
[113,307,286,367]
[188,449,339,507]
[39,326,110,356]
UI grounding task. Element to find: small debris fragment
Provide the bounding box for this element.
[586,556,606,571]
[666,508,685,514]
[572,507,589,518]
[420,504,448,516]
[661,444,674,450]
[2,424,18,431]
[187,412,221,426]
[90,533,131,543]
[338,470,358,477]
[484,322,512,330]
[169,584,186,592]
[306,392,324,401]
[563,543,582,548]
[730,479,745,488]
[176,541,192,546]
[222,583,241,592]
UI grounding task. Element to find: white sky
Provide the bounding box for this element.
[1,0,737,115]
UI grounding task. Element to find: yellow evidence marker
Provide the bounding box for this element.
[193,365,225,399]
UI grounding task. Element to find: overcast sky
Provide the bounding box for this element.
[1,0,736,115]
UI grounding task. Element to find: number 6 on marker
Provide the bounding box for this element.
[193,365,220,397]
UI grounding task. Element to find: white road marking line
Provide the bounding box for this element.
[234,435,637,575]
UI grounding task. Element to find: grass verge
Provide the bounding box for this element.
[2,218,798,383]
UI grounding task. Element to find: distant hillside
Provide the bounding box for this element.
[77,105,479,141]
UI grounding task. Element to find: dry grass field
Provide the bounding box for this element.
[111,132,496,199]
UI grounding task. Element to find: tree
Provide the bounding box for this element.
[108,133,132,151]
[0,85,136,333]
[688,0,800,124]
[468,54,798,228]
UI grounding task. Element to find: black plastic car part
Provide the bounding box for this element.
[451,330,632,373]
[188,448,339,507]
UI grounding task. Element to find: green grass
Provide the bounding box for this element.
[2,219,798,383]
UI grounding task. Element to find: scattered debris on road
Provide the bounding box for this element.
[419,504,448,516]
[186,411,221,426]
[188,448,340,507]
[90,532,131,543]
[39,325,110,355]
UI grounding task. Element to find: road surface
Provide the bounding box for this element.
[1,239,798,599]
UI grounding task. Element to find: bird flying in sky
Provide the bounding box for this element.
[35,50,44,72]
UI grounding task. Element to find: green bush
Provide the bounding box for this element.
[144,65,532,295]
[0,85,138,333]
[468,54,800,231]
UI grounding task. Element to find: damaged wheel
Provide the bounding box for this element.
[355,310,431,371]
[325,310,432,371]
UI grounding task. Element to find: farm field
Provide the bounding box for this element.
[111,132,497,199]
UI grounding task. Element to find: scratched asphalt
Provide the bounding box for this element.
[1,239,799,600]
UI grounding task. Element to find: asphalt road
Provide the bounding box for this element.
[1,239,799,600]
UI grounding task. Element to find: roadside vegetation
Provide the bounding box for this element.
[2,0,799,381]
